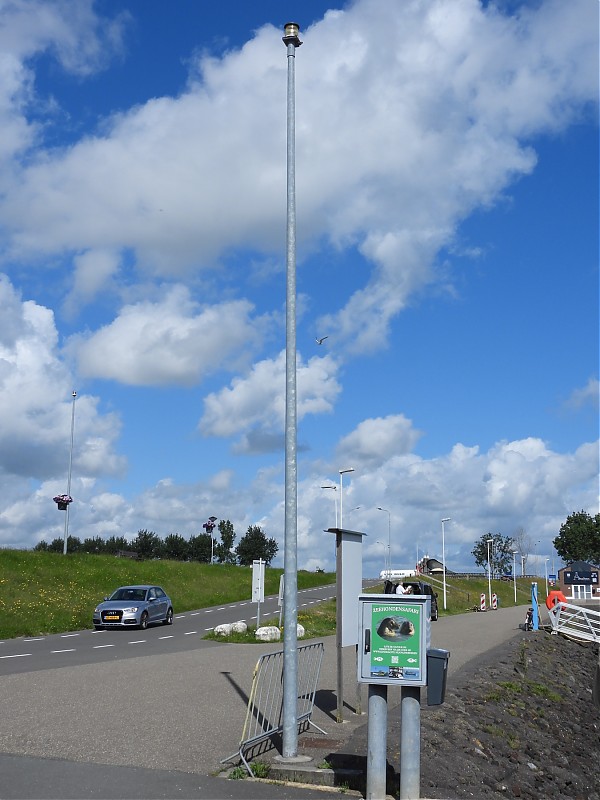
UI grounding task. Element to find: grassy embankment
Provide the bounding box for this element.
[0,549,334,640]
[0,549,533,641]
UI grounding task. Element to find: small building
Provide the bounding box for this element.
[557,560,600,604]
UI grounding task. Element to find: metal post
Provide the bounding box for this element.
[335,530,344,723]
[400,686,421,799]
[281,21,302,761]
[486,538,493,610]
[62,390,77,555]
[441,518,450,610]
[377,507,391,574]
[513,550,518,604]
[366,684,388,800]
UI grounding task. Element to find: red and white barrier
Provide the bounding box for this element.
[480,593,486,611]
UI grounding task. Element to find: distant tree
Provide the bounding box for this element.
[472,533,514,577]
[47,536,82,553]
[513,526,532,575]
[131,529,162,559]
[103,536,131,555]
[236,525,278,566]
[163,533,189,561]
[82,536,106,554]
[33,540,49,551]
[553,511,600,566]
[188,533,213,563]
[214,519,236,564]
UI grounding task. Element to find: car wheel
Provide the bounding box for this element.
[139,611,149,630]
[163,607,174,625]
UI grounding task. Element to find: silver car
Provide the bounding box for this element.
[93,585,174,630]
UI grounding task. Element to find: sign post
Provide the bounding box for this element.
[252,559,265,628]
[358,593,449,800]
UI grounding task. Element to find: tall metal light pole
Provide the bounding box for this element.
[486,537,493,609]
[441,518,451,610]
[544,557,550,597]
[321,484,338,527]
[63,390,77,555]
[339,467,354,530]
[512,549,519,604]
[281,21,302,762]
[376,540,387,573]
[377,507,391,577]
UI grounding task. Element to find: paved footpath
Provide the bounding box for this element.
[0,604,529,799]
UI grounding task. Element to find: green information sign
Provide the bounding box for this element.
[368,601,423,681]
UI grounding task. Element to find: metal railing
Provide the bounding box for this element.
[221,641,326,775]
[546,601,600,643]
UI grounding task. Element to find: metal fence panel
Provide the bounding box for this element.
[222,641,326,775]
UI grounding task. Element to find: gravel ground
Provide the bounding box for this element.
[399,631,599,799]
[309,628,600,799]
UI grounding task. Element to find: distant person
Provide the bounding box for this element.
[396,583,407,594]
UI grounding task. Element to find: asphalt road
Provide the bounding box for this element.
[0,588,527,799]
[0,583,339,676]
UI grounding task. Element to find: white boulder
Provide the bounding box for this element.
[231,621,248,634]
[214,623,233,636]
[255,625,281,642]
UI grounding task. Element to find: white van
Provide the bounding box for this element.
[379,569,415,580]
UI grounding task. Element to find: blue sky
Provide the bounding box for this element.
[0,0,597,578]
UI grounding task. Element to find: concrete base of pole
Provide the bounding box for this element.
[366,684,388,800]
[274,754,313,764]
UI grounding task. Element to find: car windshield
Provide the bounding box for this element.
[109,588,147,602]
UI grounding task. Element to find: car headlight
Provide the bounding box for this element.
[94,606,101,613]
[123,607,138,613]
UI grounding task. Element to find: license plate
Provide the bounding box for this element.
[105,614,119,620]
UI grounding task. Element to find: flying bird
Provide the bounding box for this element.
[316,336,329,345]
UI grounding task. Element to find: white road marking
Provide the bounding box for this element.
[23,637,44,642]
[0,653,32,659]
[51,649,76,654]
[158,635,174,640]
[93,644,115,649]
[128,640,146,645]
[60,633,80,638]
[184,631,197,636]
[190,612,200,616]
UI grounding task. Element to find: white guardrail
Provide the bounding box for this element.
[546,601,600,643]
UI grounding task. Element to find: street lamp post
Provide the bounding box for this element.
[321,484,338,527]
[281,20,302,762]
[63,390,77,555]
[441,518,451,611]
[486,538,494,610]
[339,468,354,530]
[377,507,391,578]
[544,557,550,597]
[376,540,388,574]
[533,540,540,576]
[512,550,518,604]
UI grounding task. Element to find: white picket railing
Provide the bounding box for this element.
[546,601,600,643]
